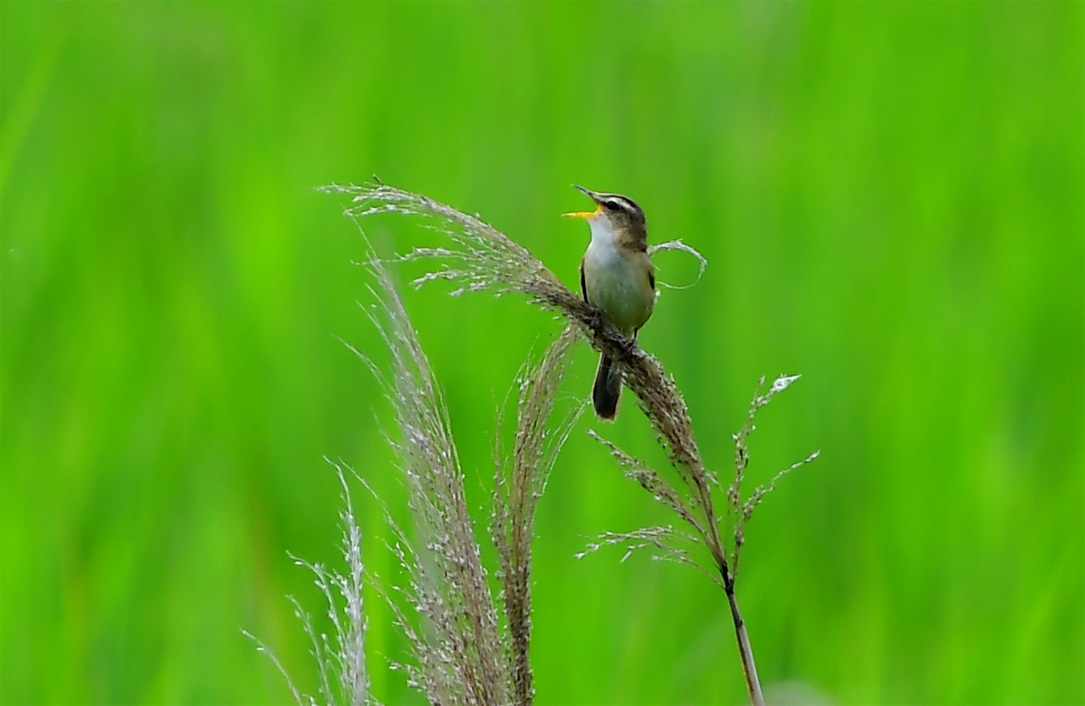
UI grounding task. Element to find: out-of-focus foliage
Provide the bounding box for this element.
[2,3,1081,705]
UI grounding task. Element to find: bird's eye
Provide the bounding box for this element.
[603,200,621,212]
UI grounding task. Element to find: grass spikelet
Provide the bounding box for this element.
[244,460,372,706]
[492,326,583,705]
[350,248,508,706]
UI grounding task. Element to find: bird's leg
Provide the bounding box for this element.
[584,307,609,350]
[587,307,606,334]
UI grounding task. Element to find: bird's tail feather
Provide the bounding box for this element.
[592,354,622,420]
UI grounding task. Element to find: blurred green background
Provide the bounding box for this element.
[2,2,1082,705]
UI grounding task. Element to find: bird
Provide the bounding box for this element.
[565,185,656,420]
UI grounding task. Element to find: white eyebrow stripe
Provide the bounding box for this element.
[601,195,642,216]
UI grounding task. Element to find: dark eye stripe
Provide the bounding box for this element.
[603,200,621,212]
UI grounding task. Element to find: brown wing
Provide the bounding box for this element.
[648,261,656,291]
[580,259,588,303]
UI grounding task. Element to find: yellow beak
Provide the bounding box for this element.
[564,184,602,219]
[563,206,601,219]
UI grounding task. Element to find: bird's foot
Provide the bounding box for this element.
[586,307,606,333]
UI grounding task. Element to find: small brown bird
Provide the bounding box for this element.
[565,186,656,420]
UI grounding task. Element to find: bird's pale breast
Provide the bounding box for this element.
[583,245,655,336]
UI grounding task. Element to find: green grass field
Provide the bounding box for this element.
[2,3,1082,704]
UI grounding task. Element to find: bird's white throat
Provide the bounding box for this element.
[587,216,621,262]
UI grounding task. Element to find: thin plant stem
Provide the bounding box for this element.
[726,578,764,706]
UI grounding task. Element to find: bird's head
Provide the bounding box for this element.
[564,185,648,250]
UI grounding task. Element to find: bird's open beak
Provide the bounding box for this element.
[563,184,603,219]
